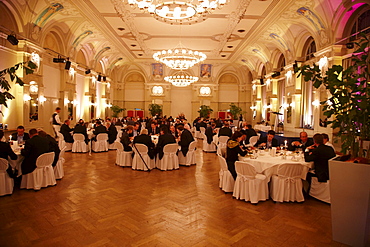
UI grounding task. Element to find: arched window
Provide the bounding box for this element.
[303,37,316,61]
[277,54,285,72]
[349,9,370,41]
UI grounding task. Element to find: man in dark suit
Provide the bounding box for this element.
[21,128,52,175]
[74,119,89,144]
[133,129,155,159]
[148,122,160,135]
[38,129,60,167]
[305,133,336,183]
[0,130,17,177]
[11,125,30,144]
[106,121,118,144]
[156,126,176,160]
[218,123,232,137]
[256,130,278,148]
[288,131,314,151]
[243,124,258,145]
[205,123,217,144]
[132,122,141,137]
[177,125,194,157]
[93,120,108,141]
[60,119,74,143]
[120,125,133,152]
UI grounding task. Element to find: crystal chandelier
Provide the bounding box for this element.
[127,0,227,25]
[153,43,206,70]
[164,70,199,87]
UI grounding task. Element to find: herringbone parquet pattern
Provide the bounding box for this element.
[0,142,347,246]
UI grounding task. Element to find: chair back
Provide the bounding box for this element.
[249,136,259,146]
[97,133,108,141]
[57,132,64,141]
[133,143,148,153]
[163,143,178,154]
[235,161,257,178]
[36,152,55,168]
[200,127,206,134]
[115,126,122,133]
[115,141,124,151]
[0,158,8,171]
[59,146,66,160]
[218,136,229,144]
[73,133,85,141]
[217,155,228,171]
[189,141,197,151]
[277,163,304,178]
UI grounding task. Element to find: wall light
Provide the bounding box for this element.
[39,96,47,103]
[289,102,295,108]
[312,100,320,107]
[23,94,31,101]
[64,99,70,105]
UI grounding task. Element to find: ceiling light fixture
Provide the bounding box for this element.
[127,0,227,25]
[164,70,198,87]
[153,42,206,70]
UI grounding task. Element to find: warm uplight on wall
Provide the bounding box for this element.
[312,100,320,107]
[282,103,289,108]
[69,67,75,76]
[39,96,46,103]
[23,94,31,101]
[64,99,70,105]
[289,102,295,108]
[285,70,292,78]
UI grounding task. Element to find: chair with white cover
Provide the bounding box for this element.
[115,141,132,167]
[57,132,71,151]
[247,136,259,147]
[92,133,109,152]
[54,147,66,179]
[20,152,56,190]
[0,158,14,196]
[233,161,269,203]
[217,136,229,154]
[72,134,88,153]
[156,143,179,171]
[309,177,330,203]
[217,155,234,193]
[270,163,306,202]
[199,127,206,136]
[178,141,197,166]
[202,133,217,153]
[132,143,155,171]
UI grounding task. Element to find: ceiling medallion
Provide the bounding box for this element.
[153,42,206,70]
[127,0,227,25]
[164,70,199,87]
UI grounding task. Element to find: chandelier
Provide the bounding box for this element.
[127,0,227,25]
[153,43,206,70]
[164,70,199,87]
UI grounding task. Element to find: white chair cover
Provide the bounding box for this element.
[57,132,68,151]
[115,141,132,167]
[217,155,234,193]
[156,143,179,171]
[199,127,206,136]
[92,133,109,152]
[54,146,65,179]
[309,177,330,203]
[72,134,88,153]
[132,143,155,171]
[270,163,306,202]
[202,133,217,153]
[233,161,269,203]
[21,152,56,190]
[0,158,14,196]
[248,136,259,147]
[217,136,228,155]
[178,141,197,166]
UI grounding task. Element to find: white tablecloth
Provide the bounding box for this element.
[239,152,312,180]
[8,148,24,176]
[253,125,271,132]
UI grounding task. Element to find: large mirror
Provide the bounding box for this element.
[29,81,38,122]
[319,89,328,127]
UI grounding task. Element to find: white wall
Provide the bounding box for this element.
[171,87,192,120]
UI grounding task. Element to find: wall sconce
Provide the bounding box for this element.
[70,100,78,105]
[250,106,257,110]
[105,103,112,108]
[289,102,295,108]
[64,99,70,105]
[282,103,289,108]
[312,100,320,107]
[23,94,31,101]
[39,96,47,103]
[319,56,328,70]
[285,70,292,78]
[68,67,75,76]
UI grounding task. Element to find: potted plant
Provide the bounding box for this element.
[148,103,162,117]
[110,105,125,118]
[296,33,370,247]
[198,105,213,118]
[0,61,37,115]
[229,103,244,120]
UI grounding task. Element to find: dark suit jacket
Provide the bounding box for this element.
[11,133,30,143]
[120,131,132,152]
[0,141,17,160]
[107,125,118,144]
[148,126,160,135]
[60,124,74,143]
[45,134,60,167]
[133,134,155,159]
[256,136,278,148]
[205,127,216,144]
[156,133,176,160]
[93,125,108,141]
[74,124,88,144]
[21,135,52,175]
[218,127,232,137]
[179,129,194,156]
[288,138,315,151]
[304,144,336,182]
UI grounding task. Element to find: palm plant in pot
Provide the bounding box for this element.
[110,105,125,118]
[198,105,213,119]
[229,103,244,120]
[295,33,370,161]
[148,103,162,117]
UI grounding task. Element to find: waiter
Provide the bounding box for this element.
[51,107,62,138]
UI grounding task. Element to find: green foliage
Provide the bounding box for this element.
[229,103,244,119]
[295,33,370,158]
[198,105,213,118]
[149,103,162,116]
[0,61,37,115]
[110,105,125,118]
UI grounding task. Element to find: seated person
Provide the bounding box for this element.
[74,119,89,144]
[205,123,217,144]
[304,133,336,183]
[226,131,248,180]
[240,123,257,145]
[156,126,176,160]
[177,125,195,157]
[21,128,52,175]
[132,122,141,137]
[133,129,155,159]
[169,125,177,138]
[218,123,232,137]
[288,131,314,151]
[0,130,17,178]
[256,130,278,149]
[93,120,108,141]
[120,125,134,152]
[106,121,118,144]
[11,125,30,144]
[322,133,335,151]
[148,122,160,135]
[38,129,60,167]
[60,119,74,143]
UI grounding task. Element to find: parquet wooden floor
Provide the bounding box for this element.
[0,142,348,247]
